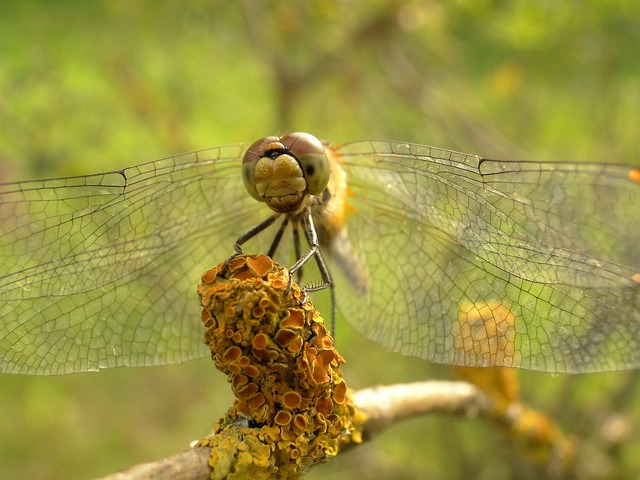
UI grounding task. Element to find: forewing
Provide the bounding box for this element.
[0,145,268,374]
[335,140,640,373]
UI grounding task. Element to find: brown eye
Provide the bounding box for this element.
[279,132,330,195]
[242,136,280,202]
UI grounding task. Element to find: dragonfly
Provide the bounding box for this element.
[1,132,639,375]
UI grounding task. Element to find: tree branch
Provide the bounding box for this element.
[96,380,490,480]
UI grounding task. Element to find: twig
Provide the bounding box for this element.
[96,379,489,480]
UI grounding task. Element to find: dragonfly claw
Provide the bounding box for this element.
[285,270,309,306]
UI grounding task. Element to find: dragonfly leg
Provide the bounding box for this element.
[267,216,289,257]
[287,213,335,332]
[225,214,279,267]
[288,213,319,279]
[310,244,336,335]
[292,222,303,284]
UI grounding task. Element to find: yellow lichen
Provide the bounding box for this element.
[453,300,517,367]
[453,300,520,410]
[196,254,362,479]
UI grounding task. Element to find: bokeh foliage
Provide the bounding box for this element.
[0,1,639,479]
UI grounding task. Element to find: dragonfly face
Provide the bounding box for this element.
[242,132,331,214]
[237,132,367,298]
[1,133,639,374]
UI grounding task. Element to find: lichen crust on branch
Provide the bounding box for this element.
[196,254,363,479]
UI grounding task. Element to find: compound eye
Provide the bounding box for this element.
[242,136,279,202]
[279,132,330,195]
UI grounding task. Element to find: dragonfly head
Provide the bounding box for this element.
[243,132,330,213]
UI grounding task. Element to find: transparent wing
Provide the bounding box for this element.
[333,140,640,373]
[0,145,275,374]
[4,138,639,375]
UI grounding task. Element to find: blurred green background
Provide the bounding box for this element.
[1,1,639,479]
